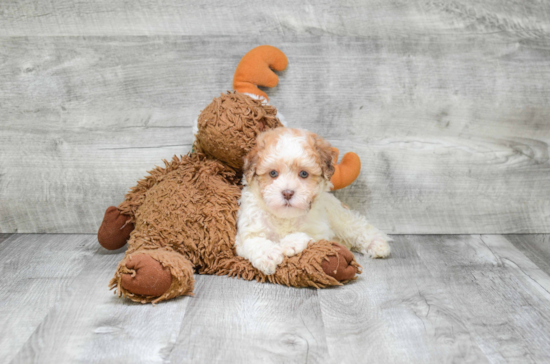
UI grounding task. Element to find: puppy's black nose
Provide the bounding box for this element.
[282,190,294,200]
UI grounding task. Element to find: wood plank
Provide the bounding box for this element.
[0,234,96,363]
[169,275,328,363]
[1,35,549,233]
[409,235,550,363]
[506,234,550,276]
[8,236,191,364]
[0,234,12,244]
[319,235,489,363]
[2,0,547,37]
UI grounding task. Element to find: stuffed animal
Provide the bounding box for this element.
[98,46,363,304]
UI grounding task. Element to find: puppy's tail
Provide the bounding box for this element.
[330,148,361,190]
[233,45,288,102]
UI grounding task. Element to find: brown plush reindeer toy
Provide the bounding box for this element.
[98,46,362,303]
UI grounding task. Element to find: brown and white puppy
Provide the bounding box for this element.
[236,128,390,275]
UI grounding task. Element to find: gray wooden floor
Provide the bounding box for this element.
[1,234,549,363]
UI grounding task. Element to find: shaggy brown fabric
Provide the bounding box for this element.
[121,153,242,271]
[105,92,361,304]
[98,206,133,250]
[212,240,361,288]
[195,92,283,170]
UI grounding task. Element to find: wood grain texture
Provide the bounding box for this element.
[3,234,550,363]
[169,275,328,363]
[505,234,550,276]
[409,235,550,363]
[319,236,489,363]
[320,235,550,363]
[1,1,550,233]
[1,0,549,37]
[0,234,95,363]
[8,240,191,364]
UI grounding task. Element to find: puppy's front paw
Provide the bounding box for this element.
[364,239,391,259]
[279,232,312,257]
[253,246,284,275]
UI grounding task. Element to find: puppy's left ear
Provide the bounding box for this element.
[314,135,336,181]
[243,143,259,184]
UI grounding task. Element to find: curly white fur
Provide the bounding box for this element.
[235,128,390,275]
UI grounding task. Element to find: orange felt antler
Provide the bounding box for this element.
[330,147,361,190]
[233,45,288,101]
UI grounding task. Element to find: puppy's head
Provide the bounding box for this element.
[244,128,336,218]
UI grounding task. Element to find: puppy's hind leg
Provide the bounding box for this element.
[322,193,391,258]
[362,234,391,259]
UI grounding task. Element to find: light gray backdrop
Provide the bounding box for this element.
[1,0,549,234]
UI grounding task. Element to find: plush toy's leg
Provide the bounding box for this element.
[320,243,360,281]
[212,240,361,288]
[97,206,134,250]
[110,248,195,304]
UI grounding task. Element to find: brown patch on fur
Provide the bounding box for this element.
[243,126,282,182]
[195,91,283,170]
[308,132,336,181]
[243,143,260,183]
[255,172,277,192]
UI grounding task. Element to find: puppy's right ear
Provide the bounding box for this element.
[243,143,259,184]
[313,134,336,181]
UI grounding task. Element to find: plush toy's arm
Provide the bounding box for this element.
[209,240,360,287]
[330,147,361,190]
[233,45,288,101]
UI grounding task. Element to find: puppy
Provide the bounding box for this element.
[235,128,390,275]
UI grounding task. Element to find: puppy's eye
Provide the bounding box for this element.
[269,170,279,178]
[299,171,309,178]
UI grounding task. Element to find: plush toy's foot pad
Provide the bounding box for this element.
[321,244,358,281]
[98,206,134,250]
[120,254,172,297]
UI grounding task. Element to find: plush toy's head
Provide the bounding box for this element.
[194,92,283,170]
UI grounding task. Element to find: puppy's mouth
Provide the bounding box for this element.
[281,200,311,211]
